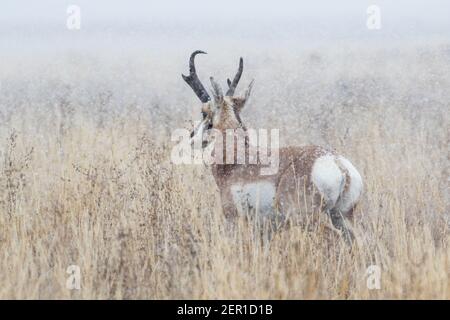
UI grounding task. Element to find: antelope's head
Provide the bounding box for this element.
[182,50,254,148]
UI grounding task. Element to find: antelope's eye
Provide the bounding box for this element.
[201,111,207,119]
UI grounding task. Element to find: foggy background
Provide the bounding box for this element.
[1,0,450,53]
[0,0,448,147]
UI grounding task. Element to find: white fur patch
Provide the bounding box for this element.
[336,156,363,213]
[311,155,344,208]
[230,181,276,217]
[312,154,363,215]
[188,119,206,145]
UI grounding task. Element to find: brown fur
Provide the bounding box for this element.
[184,53,358,243]
[211,139,332,220]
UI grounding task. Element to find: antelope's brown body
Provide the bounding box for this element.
[182,50,363,243]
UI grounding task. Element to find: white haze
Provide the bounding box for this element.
[1,0,450,53]
[0,0,448,148]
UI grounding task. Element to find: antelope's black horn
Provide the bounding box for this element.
[182,50,211,103]
[226,57,243,96]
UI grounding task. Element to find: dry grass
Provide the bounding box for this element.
[0,44,448,299]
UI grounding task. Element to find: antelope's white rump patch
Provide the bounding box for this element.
[311,154,362,215]
[335,156,363,213]
[311,155,343,208]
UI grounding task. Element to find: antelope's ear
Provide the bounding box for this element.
[231,80,254,112]
[231,97,247,112]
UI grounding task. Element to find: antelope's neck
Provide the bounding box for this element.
[211,128,252,166]
[210,128,269,188]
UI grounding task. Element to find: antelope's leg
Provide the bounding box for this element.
[329,208,355,245]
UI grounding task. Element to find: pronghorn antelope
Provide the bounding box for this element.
[182,50,363,243]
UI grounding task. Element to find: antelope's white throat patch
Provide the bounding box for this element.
[230,181,276,217]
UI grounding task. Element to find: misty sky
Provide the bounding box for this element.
[1,0,449,25]
[1,0,449,53]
